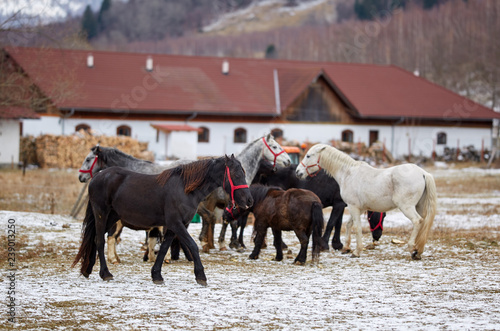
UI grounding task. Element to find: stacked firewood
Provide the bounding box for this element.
[20,131,153,168]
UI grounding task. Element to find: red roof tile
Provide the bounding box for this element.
[0,107,40,119]
[5,46,499,121]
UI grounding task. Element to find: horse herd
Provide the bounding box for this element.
[72,134,437,286]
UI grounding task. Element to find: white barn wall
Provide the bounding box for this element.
[0,120,21,165]
[22,116,492,161]
[166,131,198,160]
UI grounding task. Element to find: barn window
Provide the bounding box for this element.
[75,123,90,133]
[271,128,283,139]
[341,129,353,143]
[117,125,131,137]
[437,132,447,145]
[234,128,247,143]
[198,127,209,143]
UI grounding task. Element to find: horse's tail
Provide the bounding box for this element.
[71,201,97,277]
[311,201,324,262]
[415,172,437,254]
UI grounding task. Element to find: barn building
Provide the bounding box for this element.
[2,46,499,161]
[0,107,39,166]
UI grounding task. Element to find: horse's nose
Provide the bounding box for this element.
[78,174,87,183]
[372,230,382,242]
[246,197,254,208]
[296,169,303,178]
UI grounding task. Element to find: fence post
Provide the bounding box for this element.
[70,181,89,218]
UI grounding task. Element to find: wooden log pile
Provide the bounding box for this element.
[21,131,153,168]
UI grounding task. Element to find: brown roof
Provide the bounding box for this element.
[5,46,499,121]
[0,106,40,119]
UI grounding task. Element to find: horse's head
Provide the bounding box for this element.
[224,154,253,210]
[78,145,103,182]
[261,133,291,169]
[222,203,244,224]
[368,211,385,242]
[296,144,327,179]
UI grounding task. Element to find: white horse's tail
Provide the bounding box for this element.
[415,172,437,253]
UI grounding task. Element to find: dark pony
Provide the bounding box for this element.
[224,185,323,265]
[72,155,253,286]
[226,161,345,251]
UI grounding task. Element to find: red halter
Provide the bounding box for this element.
[369,212,384,232]
[225,206,237,221]
[262,137,285,169]
[78,155,99,179]
[223,166,249,208]
[301,155,321,177]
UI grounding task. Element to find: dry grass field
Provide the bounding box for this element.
[1,162,499,329]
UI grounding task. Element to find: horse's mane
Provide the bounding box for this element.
[320,145,360,175]
[250,184,283,204]
[156,158,214,194]
[98,147,153,165]
[237,136,262,156]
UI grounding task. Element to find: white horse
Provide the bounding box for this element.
[296,144,437,260]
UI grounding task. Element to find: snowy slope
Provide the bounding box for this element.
[0,0,103,25]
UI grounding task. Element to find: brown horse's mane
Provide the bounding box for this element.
[156,158,214,194]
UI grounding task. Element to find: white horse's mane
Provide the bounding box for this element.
[319,145,360,176]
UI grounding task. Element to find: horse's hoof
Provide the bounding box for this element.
[163,259,171,264]
[411,251,422,260]
[341,248,351,254]
[332,243,344,251]
[219,247,227,251]
[196,279,208,287]
[319,240,329,251]
[153,279,164,285]
[248,255,258,260]
[103,276,114,281]
[82,272,90,278]
[202,246,210,253]
[365,243,376,250]
[236,248,245,253]
[350,253,360,258]
[293,260,305,265]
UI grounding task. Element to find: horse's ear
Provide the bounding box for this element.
[319,145,327,152]
[266,133,273,141]
[230,153,235,160]
[92,144,101,155]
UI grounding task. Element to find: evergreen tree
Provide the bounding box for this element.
[265,44,277,59]
[81,5,98,40]
[98,0,111,32]
[423,0,439,10]
[354,0,407,20]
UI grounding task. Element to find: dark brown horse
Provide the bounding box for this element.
[72,155,253,286]
[224,185,324,265]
